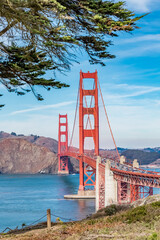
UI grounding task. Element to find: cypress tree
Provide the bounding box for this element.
[0,0,145,106]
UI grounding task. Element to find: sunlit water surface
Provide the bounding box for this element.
[0,174,95,231]
[0,168,160,232]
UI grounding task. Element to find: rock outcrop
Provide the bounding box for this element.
[131,194,160,207]
[0,136,79,174]
[0,138,57,174]
[0,131,58,153]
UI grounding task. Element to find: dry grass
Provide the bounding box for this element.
[1,201,160,240]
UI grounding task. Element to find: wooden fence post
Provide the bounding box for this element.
[47,209,51,228]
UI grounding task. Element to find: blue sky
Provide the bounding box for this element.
[1,0,160,149]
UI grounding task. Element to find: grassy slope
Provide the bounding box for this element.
[1,202,160,240]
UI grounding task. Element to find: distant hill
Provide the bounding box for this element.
[0,138,57,174]
[143,147,160,153]
[109,147,160,166]
[122,150,160,165]
[0,131,160,172]
[117,147,128,154]
[0,131,58,153]
[0,131,79,174]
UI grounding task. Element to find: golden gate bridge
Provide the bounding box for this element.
[57,70,160,210]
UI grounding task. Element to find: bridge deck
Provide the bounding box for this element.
[60,151,160,188]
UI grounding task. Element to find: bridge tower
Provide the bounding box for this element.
[79,70,99,191]
[58,114,69,174]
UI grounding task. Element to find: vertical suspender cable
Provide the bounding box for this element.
[97,78,120,160]
[69,82,80,148]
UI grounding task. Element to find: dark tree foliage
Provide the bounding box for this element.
[0,44,68,100]
[0,0,144,105]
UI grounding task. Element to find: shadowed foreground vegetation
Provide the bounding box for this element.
[1,201,160,240]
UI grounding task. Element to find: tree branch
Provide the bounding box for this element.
[0,20,17,37]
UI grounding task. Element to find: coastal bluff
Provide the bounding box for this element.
[0,132,79,174]
[0,138,58,174]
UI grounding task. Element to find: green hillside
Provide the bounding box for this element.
[122,150,160,165]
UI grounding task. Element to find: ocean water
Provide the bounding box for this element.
[0,169,160,232]
[0,174,95,232]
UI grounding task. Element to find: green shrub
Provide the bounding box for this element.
[56,217,63,223]
[22,223,26,228]
[87,219,97,225]
[125,205,147,223]
[147,232,158,240]
[105,205,117,216]
[151,201,160,208]
[104,204,130,216]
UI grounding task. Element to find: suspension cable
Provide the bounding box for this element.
[69,82,80,148]
[97,78,120,160]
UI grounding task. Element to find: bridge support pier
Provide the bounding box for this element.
[79,157,84,191]
[105,160,117,206]
[96,156,100,211]
[96,157,118,211]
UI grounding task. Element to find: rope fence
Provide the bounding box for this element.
[51,213,75,222]
[0,209,76,234]
[27,214,47,227]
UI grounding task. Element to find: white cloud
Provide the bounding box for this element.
[0,108,76,141]
[124,0,160,12]
[116,42,160,59]
[119,34,160,44]
[96,81,160,148]
[0,115,59,139]
[101,102,160,148]
[1,86,160,149]
[10,101,75,115]
[115,84,160,98]
[102,83,160,101]
[125,0,150,12]
[2,101,160,149]
[155,100,160,105]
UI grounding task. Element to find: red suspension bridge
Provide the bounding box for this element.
[58,70,160,210]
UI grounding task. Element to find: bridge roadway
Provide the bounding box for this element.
[61,151,160,188]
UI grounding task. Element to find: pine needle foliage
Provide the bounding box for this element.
[0,44,68,100]
[0,0,145,105]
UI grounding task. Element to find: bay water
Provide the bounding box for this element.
[0,174,95,232]
[0,169,160,232]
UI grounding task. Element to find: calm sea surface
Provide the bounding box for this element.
[0,169,160,232]
[0,174,95,231]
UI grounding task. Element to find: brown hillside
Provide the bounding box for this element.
[0,138,57,174]
[0,131,58,153]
